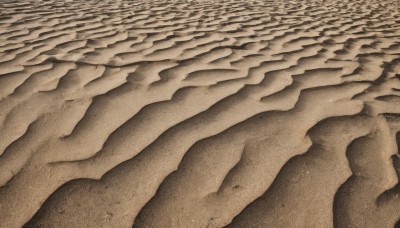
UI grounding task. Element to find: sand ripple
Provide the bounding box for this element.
[0,0,400,227]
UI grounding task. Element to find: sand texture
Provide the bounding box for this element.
[1,0,400,227]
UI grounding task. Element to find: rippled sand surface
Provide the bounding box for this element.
[1,0,400,227]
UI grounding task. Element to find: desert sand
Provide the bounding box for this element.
[0,0,400,227]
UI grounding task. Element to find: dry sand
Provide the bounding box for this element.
[0,0,400,227]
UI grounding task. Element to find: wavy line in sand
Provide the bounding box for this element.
[0,0,400,227]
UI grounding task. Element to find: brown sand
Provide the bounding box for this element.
[0,0,400,227]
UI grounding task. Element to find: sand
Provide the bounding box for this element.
[0,0,400,227]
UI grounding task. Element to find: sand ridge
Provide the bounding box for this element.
[0,0,400,227]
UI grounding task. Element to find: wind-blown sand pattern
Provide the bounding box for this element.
[0,0,400,227]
